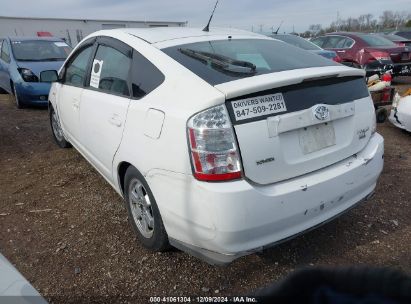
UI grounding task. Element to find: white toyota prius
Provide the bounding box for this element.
[48,28,384,265]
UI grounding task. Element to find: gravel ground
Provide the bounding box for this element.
[0,80,411,303]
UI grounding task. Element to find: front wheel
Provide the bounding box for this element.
[124,166,169,251]
[50,107,71,148]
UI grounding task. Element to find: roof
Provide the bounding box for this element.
[118,27,265,44]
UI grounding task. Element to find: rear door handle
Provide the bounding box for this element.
[109,114,122,127]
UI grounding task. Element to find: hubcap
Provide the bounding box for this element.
[128,179,154,238]
[51,111,64,142]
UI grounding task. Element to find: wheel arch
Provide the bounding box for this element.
[117,161,132,196]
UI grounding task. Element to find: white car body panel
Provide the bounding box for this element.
[79,89,130,180]
[49,28,384,264]
[389,95,411,132]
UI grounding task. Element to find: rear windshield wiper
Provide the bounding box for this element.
[179,48,257,75]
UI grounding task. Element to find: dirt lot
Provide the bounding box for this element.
[1,81,411,303]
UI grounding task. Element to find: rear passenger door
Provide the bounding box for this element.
[323,35,355,63]
[79,37,132,181]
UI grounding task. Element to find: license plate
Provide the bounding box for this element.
[299,123,336,154]
[231,93,287,121]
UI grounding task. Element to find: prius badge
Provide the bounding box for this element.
[314,105,330,121]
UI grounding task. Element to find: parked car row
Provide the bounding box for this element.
[5,27,411,265]
[310,32,411,77]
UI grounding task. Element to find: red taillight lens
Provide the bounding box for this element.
[332,55,342,63]
[381,73,392,82]
[368,51,390,61]
[187,105,242,182]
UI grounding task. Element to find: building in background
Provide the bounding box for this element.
[0,16,187,46]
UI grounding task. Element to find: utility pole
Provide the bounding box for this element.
[259,24,263,33]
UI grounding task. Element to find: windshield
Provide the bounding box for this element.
[163,39,337,86]
[357,34,396,47]
[272,35,321,51]
[11,40,72,61]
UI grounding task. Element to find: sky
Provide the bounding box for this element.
[1,0,411,33]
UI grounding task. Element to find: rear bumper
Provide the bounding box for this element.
[363,61,411,76]
[15,82,51,105]
[147,133,384,265]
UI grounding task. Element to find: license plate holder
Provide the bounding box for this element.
[299,123,336,154]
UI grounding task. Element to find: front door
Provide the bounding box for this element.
[57,44,94,144]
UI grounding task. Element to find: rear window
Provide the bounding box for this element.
[357,34,395,47]
[162,39,337,86]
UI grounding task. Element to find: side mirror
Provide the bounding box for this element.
[40,70,58,83]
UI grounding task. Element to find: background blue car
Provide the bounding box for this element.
[270,34,343,63]
[0,37,72,108]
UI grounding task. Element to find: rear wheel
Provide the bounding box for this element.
[50,107,71,148]
[124,166,169,251]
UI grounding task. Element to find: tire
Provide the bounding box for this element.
[12,84,24,109]
[49,106,71,148]
[124,166,169,251]
[376,108,388,124]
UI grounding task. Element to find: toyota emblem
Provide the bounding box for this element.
[314,105,330,121]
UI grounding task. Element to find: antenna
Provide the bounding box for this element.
[203,0,219,32]
[273,20,284,34]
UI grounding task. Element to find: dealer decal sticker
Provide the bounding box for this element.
[90,59,103,89]
[231,93,287,121]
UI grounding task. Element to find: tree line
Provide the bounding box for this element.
[300,10,411,37]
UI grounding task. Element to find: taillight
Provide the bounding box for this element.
[381,73,392,82]
[332,55,342,63]
[18,68,39,82]
[187,105,242,182]
[368,51,390,61]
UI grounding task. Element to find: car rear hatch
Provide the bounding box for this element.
[215,66,373,185]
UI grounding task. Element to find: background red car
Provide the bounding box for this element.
[311,32,411,77]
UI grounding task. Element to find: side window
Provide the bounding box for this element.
[1,40,11,63]
[131,50,165,99]
[343,38,355,48]
[64,45,93,87]
[323,36,344,49]
[335,38,348,49]
[88,45,131,97]
[311,37,326,48]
